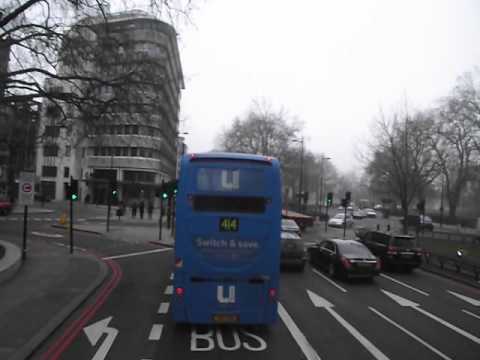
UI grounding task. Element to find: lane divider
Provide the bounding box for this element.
[41,258,123,360]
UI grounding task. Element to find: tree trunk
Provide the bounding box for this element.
[402,199,409,234]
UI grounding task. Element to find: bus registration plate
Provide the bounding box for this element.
[213,314,239,323]
[219,217,239,232]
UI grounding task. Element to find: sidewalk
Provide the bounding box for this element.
[0,238,108,360]
[52,219,175,247]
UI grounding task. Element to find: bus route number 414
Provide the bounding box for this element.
[219,217,239,232]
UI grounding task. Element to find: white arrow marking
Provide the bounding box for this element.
[311,268,347,293]
[380,274,429,296]
[277,302,322,360]
[369,307,452,360]
[307,290,389,360]
[382,289,480,345]
[447,291,480,306]
[83,317,119,360]
[462,309,480,320]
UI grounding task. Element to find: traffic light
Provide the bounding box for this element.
[345,191,351,203]
[327,192,333,207]
[341,198,348,208]
[69,178,78,201]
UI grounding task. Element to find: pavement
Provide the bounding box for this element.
[0,207,175,360]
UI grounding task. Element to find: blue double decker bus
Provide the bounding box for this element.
[172,152,282,325]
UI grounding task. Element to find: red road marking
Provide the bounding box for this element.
[41,258,123,360]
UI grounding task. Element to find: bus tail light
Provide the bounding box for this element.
[268,288,277,300]
[175,258,183,268]
[175,287,184,296]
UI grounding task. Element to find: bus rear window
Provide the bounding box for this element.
[195,167,265,193]
[193,195,266,213]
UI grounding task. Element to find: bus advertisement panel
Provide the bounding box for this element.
[172,152,282,325]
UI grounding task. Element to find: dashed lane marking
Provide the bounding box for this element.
[462,309,480,320]
[148,324,163,341]
[158,302,170,314]
[170,273,174,280]
[164,285,173,295]
[380,273,429,296]
[369,307,452,360]
[31,231,63,238]
[102,248,172,260]
[311,268,347,293]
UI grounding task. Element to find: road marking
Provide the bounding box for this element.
[369,307,452,360]
[102,248,172,260]
[382,289,480,345]
[277,302,321,360]
[45,217,52,221]
[170,273,174,280]
[148,324,163,341]
[158,302,170,314]
[447,290,480,306]
[164,285,173,295]
[31,231,63,238]
[34,217,41,221]
[311,268,347,293]
[10,217,18,221]
[307,290,389,360]
[380,274,429,296]
[53,241,86,252]
[83,317,119,360]
[462,309,480,320]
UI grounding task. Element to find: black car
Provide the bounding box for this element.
[280,231,306,271]
[359,230,423,271]
[308,239,380,280]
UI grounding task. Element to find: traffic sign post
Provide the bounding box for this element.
[19,172,35,260]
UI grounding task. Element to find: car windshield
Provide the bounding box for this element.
[392,236,416,248]
[337,242,373,258]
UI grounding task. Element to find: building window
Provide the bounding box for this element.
[65,146,71,157]
[42,166,57,177]
[100,147,106,156]
[132,125,139,134]
[43,144,59,157]
[64,167,70,178]
[122,147,129,156]
[115,147,121,156]
[131,147,137,156]
[125,125,131,134]
[148,127,154,136]
[139,148,146,157]
[44,125,60,138]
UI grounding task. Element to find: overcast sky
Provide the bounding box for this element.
[118,0,480,174]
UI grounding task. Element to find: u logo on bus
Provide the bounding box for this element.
[217,285,236,303]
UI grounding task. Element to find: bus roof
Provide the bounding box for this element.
[185,152,278,163]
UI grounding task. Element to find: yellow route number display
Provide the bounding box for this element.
[219,217,239,232]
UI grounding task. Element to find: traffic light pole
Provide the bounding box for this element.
[158,198,163,241]
[325,203,329,233]
[106,180,111,232]
[69,192,74,254]
[343,205,347,239]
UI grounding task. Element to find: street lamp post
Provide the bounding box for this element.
[292,137,304,212]
[318,156,331,220]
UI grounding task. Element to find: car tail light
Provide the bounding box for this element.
[175,258,183,268]
[387,246,398,255]
[175,287,184,296]
[268,288,277,299]
[414,248,423,255]
[341,256,352,269]
[375,258,381,270]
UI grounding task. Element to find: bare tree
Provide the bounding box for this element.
[366,109,440,233]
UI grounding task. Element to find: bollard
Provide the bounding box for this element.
[376,224,380,231]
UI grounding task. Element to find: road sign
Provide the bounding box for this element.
[19,171,35,206]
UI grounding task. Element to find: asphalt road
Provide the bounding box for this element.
[3,214,478,360]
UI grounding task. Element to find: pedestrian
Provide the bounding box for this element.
[139,200,145,219]
[147,200,154,219]
[131,200,137,218]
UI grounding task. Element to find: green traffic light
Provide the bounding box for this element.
[71,194,78,201]
[162,193,168,199]
[112,190,117,195]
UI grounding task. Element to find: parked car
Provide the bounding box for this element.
[280,231,306,271]
[0,197,13,216]
[282,218,301,236]
[358,230,423,271]
[352,209,366,219]
[363,208,377,218]
[308,239,380,280]
[373,204,383,210]
[328,213,354,228]
[400,214,434,231]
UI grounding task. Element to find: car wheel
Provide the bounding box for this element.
[328,263,336,278]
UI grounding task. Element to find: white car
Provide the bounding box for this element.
[282,218,301,235]
[364,208,377,218]
[328,213,354,228]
